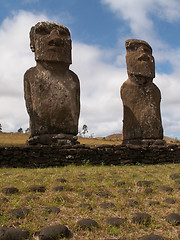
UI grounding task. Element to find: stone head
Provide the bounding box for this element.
[30,21,72,64]
[125,39,155,81]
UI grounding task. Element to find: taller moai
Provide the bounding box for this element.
[121,39,165,145]
[24,22,80,145]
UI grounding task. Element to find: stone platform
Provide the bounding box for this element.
[0,144,179,168]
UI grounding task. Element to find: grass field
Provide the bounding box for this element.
[0,133,179,239]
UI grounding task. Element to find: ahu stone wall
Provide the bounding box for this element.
[0,144,179,168]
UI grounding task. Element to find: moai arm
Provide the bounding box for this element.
[24,68,34,116]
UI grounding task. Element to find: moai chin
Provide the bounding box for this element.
[24,22,80,145]
[120,39,165,145]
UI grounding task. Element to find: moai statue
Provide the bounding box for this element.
[120,39,165,145]
[24,22,80,145]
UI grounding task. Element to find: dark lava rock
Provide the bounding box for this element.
[53,186,64,192]
[8,208,30,218]
[37,224,72,239]
[140,234,164,240]
[0,227,30,240]
[164,198,175,204]
[175,184,180,190]
[137,181,154,187]
[144,188,153,194]
[55,178,67,183]
[132,213,151,225]
[170,173,180,180]
[47,207,61,214]
[114,181,125,187]
[158,185,173,192]
[175,180,180,184]
[100,202,115,209]
[127,199,138,207]
[0,197,8,202]
[166,213,180,225]
[78,203,93,210]
[2,187,19,195]
[96,190,111,197]
[106,217,126,226]
[76,218,98,230]
[149,201,160,206]
[28,185,46,192]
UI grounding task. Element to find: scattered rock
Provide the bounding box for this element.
[114,181,125,186]
[166,213,180,225]
[132,213,151,225]
[144,188,153,194]
[100,202,115,209]
[140,234,164,240]
[170,173,180,180]
[96,190,111,197]
[37,224,72,239]
[158,186,173,192]
[76,218,98,230]
[106,217,126,226]
[164,198,175,204]
[0,197,8,202]
[175,180,180,184]
[149,201,160,206]
[0,227,30,240]
[137,181,154,187]
[2,187,19,195]
[28,185,46,192]
[47,207,61,214]
[175,185,180,190]
[55,178,67,183]
[127,199,138,207]
[53,186,64,192]
[8,208,30,218]
[78,203,93,210]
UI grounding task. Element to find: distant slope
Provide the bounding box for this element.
[105,133,176,143]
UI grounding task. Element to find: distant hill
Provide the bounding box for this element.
[105,133,176,143]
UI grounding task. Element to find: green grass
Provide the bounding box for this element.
[0,164,179,239]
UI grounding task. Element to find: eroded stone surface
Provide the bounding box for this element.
[120,39,164,145]
[166,213,180,225]
[2,187,19,195]
[24,22,80,146]
[76,218,98,230]
[8,208,30,218]
[140,234,164,240]
[0,227,29,240]
[37,224,72,239]
[28,185,46,192]
[106,217,127,226]
[132,213,151,225]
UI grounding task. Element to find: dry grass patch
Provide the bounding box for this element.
[0,164,179,239]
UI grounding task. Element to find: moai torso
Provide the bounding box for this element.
[24,22,80,145]
[120,39,164,145]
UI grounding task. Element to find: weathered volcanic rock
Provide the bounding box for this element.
[140,234,164,240]
[2,187,19,195]
[78,203,93,210]
[132,213,151,225]
[106,217,127,226]
[158,185,173,193]
[0,227,30,240]
[8,208,30,218]
[36,224,72,239]
[137,181,154,187]
[28,185,46,192]
[166,213,180,225]
[170,173,180,180]
[76,218,98,230]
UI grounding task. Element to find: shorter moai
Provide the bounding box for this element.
[120,39,165,145]
[24,22,80,145]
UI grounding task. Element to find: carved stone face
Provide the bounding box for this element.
[30,22,72,63]
[125,39,155,80]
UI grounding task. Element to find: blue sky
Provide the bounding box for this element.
[1,0,180,138]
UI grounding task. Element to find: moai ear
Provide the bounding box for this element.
[30,26,35,52]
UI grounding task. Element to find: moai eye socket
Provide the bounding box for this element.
[126,43,138,52]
